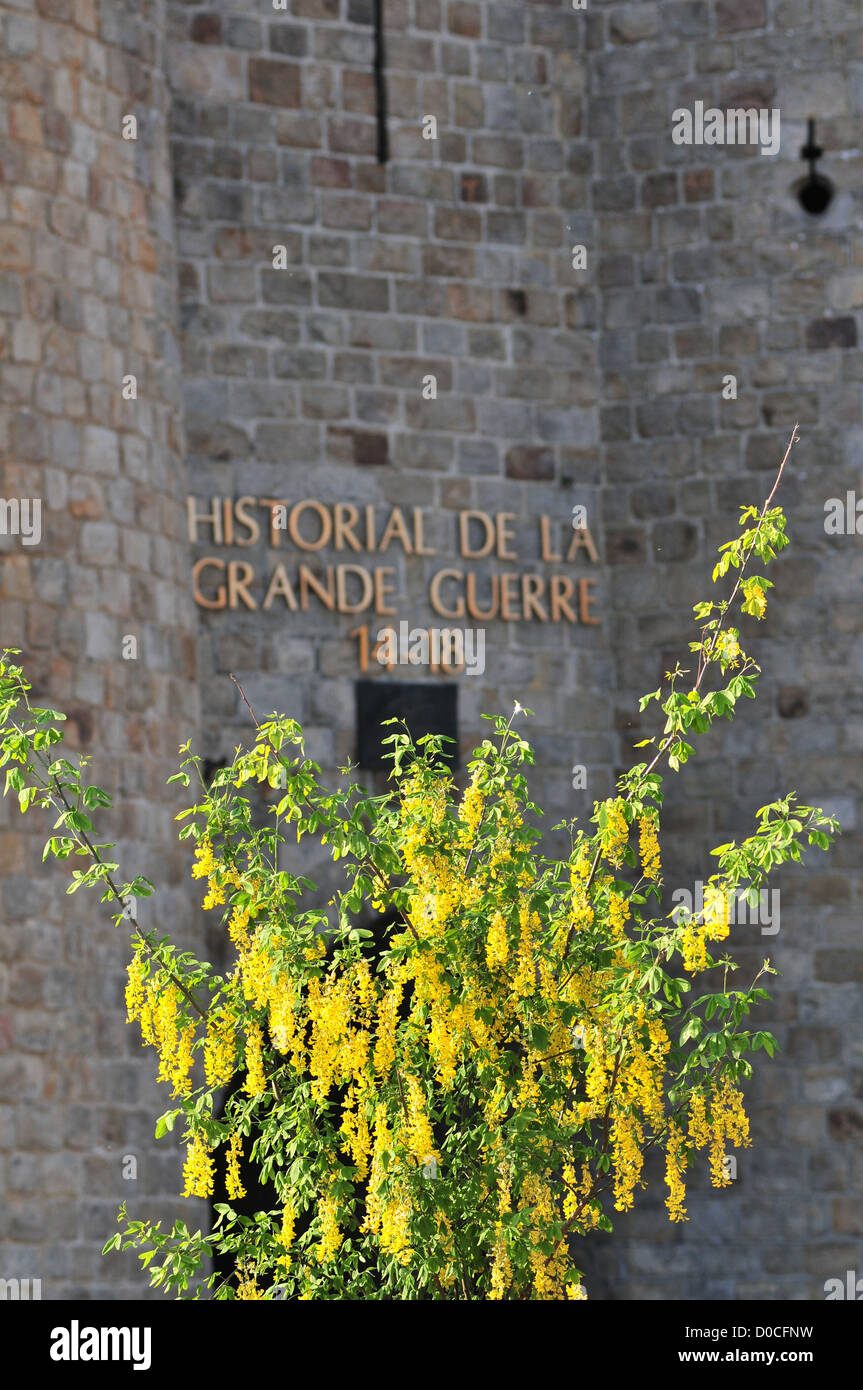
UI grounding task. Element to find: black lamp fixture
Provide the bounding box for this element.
[797,118,834,215]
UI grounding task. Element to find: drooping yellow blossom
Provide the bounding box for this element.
[225,1129,246,1201]
[352,957,376,1015]
[240,943,273,1012]
[458,781,484,845]
[369,984,397,1078]
[665,1121,688,1222]
[182,1132,214,1199]
[278,1199,297,1268]
[681,921,709,973]
[125,950,148,1025]
[152,980,196,1097]
[306,972,354,1101]
[522,1172,569,1299]
[489,1171,512,1301]
[191,836,215,880]
[688,1089,711,1150]
[428,992,459,1088]
[571,846,592,881]
[562,1161,579,1222]
[570,880,595,933]
[600,797,629,867]
[314,1193,343,1263]
[681,880,731,971]
[244,1020,267,1097]
[513,901,538,996]
[363,1104,413,1263]
[380,1192,413,1264]
[707,1078,751,1187]
[235,1262,263,1299]
[269,974,305,1070]
[486,910,510,969]
[227,902,251,953]
[702,883,730,940]
[340,1086,372,1181]
[404,1072,436,1166]
[638,812,661,881]
[566,1281,588,1300]
[363,1104,391,1239]
[608,891,630,938]
[203,1006,237,1089]
[610,1110,645,1212]
[202,881,226,912]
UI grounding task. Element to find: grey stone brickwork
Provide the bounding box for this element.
[585,0,863,1301]
[0,0,861,1298]
[0,0,204,1298]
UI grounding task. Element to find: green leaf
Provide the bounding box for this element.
[155,1110,180,1139]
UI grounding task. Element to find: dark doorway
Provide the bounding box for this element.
[355,680,459,772]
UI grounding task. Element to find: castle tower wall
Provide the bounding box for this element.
[0,0,201,1297]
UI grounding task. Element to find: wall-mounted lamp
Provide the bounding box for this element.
[796,118,834,215]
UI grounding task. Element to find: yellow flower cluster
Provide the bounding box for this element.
[380,1191,412,1265]
[314,1193,343,1264]
[600,798,629,867]
[204,1005,236,1089]
[458,780,484,846]
[638,813,661,881]
[562,1162,601,1232]
[405,1073,437,1167]
[489,1171,512,1301]
[125,951,148,1024]
[225,1129,246,1201]
[664,1121,688,1222]
[688,1080,751,1187]
[269,975,304,1069]
[340,1085,372,1181]
[364,1106,414,1264]
[522,1172,571,1299]
[610,1110,646,1212]
[191,836,226,910]
[244,1020,267,1097]
[681,882,731,972]
[576,1003,673,1215]
[154,984,196,1096]
[608,891,630,938]
[191,836,215,879]
[681,922,709,973]
[512,900,539,997]
[278,1200,297,1268]
[306,971,369,1102]
[202,881,226,912]
[235,1262,263,1299]
[486,910,510,969]
[182,1132,214,1199]
[126,955,198,1098]
[373,984,401,1078]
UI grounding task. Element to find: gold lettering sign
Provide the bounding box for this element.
[187,499,603,667]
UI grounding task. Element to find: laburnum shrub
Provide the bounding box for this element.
[0,437,839,1300]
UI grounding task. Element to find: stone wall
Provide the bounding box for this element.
[170,0,863,1300]
[584,0,863,1301]
[0,0,861,1299]
[0,0,202,1297]
[171,0,612,893]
